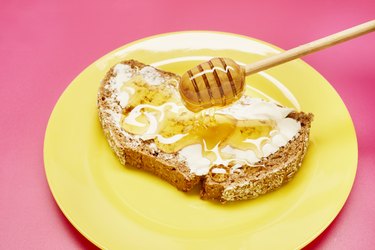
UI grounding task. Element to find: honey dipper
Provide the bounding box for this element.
[179,20,375,112]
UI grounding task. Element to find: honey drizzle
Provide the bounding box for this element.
[120,72,276,166]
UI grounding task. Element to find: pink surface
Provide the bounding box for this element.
[1,0,374,249]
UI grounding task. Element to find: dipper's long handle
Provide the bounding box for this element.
[245,20,375,75]
[179,20,375,112]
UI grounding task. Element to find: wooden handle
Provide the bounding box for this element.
[245,20,375,76]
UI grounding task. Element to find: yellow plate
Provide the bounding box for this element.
[44,31,357,249]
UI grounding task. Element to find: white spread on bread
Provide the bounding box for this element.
[107,63,301,176]
[211,167,227,174]
[139,66,165,85]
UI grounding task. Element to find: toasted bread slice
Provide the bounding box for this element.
[97,60,313,202]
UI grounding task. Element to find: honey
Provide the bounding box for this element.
[120,72,276,166]
[179,58,246,112]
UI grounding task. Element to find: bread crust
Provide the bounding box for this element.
[97,60,313,201]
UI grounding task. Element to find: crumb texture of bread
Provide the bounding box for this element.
[98,59,313,202]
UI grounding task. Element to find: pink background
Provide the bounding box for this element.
[1,0,374,249]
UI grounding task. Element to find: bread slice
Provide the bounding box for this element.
[97,60,313,202]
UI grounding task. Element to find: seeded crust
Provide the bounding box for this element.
[97,60,313,202]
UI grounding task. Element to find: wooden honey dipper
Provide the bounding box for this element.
[179,20,375,112]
